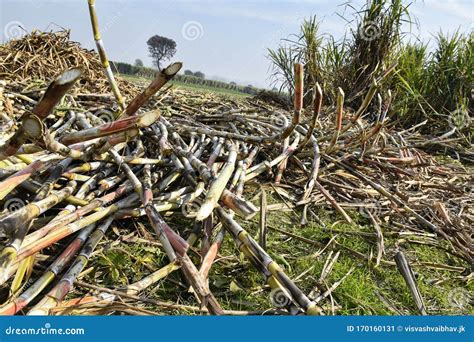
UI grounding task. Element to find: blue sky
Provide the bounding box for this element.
[1,0,473,88]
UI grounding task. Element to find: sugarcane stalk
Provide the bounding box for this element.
[301,140,320,201]
[0,68,81,160]
[14,196,130,265]
[10,254,34,296]
[0,157,56,201]
[61,110,160,145]
[34,158,73,200]
[172,110,299,145]
[0,225,95,315]
[87,0,126,112]
[0,182,77,284]
[196,142,237,221]
[394,250,427,315]
[26,218,114,315]
[299,83,322,149]
[326,87,344,152]
[216,206,321,315]
[143,167,223,314]
[173,144,257,219]
[275,136,289,183]
[280,63,303,140]
[120,62,182,118]
[245,134,300,181]
[259,187,267,249]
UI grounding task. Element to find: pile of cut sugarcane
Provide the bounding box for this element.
[0,5,472,315]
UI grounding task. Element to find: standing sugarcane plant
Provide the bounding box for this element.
[87,0,126,112]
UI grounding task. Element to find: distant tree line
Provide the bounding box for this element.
[111,61,259,95]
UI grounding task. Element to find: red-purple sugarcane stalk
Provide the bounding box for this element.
[142,166,224,315]
[20,182,131,254]
[120,62,182,118]
[0,225,95,315]
[0,68,82,160]
[279,63,303,140]
[26,218,114,315]
[60,110,160,145]
[0,158,54,201]
[0,182,77,284]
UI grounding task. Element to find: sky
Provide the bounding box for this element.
[1,0,473,88]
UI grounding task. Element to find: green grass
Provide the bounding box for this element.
[73,187,472,315]
[119,74,251,99]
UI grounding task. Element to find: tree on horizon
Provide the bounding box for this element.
[147,35,177,70]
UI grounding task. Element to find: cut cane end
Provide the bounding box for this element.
[139,110,161,127]
[22,115,44,139]
[195,202,215,221]
[57,68,82,85]
[164,62,183,77]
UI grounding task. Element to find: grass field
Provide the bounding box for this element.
[74,188,472,315]
[119,74,251,99]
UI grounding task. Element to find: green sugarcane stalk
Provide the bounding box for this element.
[299,83,322,150]
[196,142,237,221]
[87,0,126,112]
[216,206,321,315]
